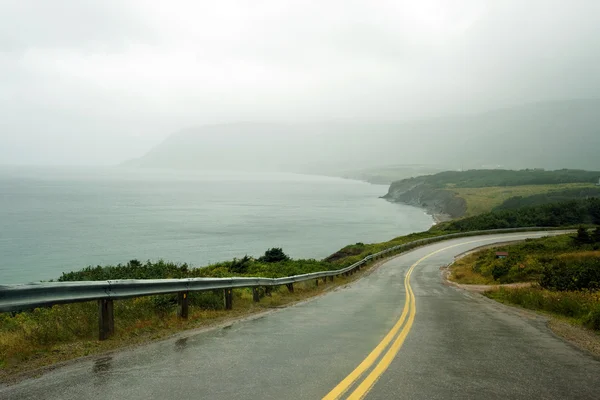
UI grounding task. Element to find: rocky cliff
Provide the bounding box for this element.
[382,178,467,220]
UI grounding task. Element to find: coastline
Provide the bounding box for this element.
[432,213,453,224]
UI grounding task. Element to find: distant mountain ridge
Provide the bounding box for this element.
[123,99,600,173]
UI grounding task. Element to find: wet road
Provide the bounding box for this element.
[3,232,600,399]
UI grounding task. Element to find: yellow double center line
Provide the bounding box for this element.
[323,236,533,400]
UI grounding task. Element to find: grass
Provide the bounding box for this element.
[485,286,600,331]
[451,183,596,216]
[447,233,600,286]
[448,253,497,284]
[0,267,367,381]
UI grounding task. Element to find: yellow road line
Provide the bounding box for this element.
[324,234,537,400]
[321,277,412,399]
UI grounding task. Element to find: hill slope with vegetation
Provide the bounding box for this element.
[384,169,600,218]
[436,198,600,232]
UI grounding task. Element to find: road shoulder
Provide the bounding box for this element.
[442,266,600,360]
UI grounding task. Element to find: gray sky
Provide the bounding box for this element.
[1,0,600,165]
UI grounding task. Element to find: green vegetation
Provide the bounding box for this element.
[486,288,600,331]
[450,233,600,285]
[451,184,597,216]
[438,198,600,232]
[407,169,600,189]
[495,187,600,211]
[385,169,600,219]
[449,232,600,331]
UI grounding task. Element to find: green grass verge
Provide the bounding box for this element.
[485,286,600,331]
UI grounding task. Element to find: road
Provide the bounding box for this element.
[3,232,600,399]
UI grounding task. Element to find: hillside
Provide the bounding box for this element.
[383,169,600,218]
[123,99,600,173]
[436,198,600,232]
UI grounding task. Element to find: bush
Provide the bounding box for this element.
[573,227,592,245]
[258,248,290,263]
[229,256,252,274]
[491,262,511,281]
[539,257,600,291]
[584,305,600,330]
[189,291,224,310]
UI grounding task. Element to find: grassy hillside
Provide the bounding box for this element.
[452,183,598,216]
[495,187,600,211]
[437,198,600,232]
[385,168,600,217]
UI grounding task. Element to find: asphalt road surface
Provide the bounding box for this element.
[3,232,600,399]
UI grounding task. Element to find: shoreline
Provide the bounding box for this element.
[431,213,452,224]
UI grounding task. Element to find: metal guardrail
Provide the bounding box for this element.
[0,227,568,313]
[0,227,570,339]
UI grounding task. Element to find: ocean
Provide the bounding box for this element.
[0,167,433,284]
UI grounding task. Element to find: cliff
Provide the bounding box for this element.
[382,178,467,220]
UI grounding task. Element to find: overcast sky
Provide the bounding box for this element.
[1,0,599,165]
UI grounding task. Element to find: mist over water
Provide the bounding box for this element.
[0,168,433,284]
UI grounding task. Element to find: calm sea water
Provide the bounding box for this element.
[0,167,433,284]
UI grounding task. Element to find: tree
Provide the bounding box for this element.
[259,248,290,263]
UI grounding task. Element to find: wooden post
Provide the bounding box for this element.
[178,291,189,319]
[224,288,233,310]
[315,279,319,287]
[286,283,294,293]
[98,299,114,341]
[252,287,260,302]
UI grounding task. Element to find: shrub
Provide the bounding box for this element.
[584,305,600,330]
[229,256,252,274]
[491,262,510,281]
[539,258,600,291]
[258,248,290,263]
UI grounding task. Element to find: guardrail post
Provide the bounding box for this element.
[98,299,114,341]
[252,287,260,302]
[178,291,189,319]
[315,279,319,287]
[265,286,272,296]
[286,283,294,293]
[224,288,233,310]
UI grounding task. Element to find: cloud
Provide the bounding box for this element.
[1,0,599,165]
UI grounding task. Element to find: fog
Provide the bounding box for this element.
[1,1,600,167]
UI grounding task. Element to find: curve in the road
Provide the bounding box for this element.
[325,234,564,400]
[4,232,600,400]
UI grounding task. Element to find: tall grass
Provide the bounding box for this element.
[486,287,600,330]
